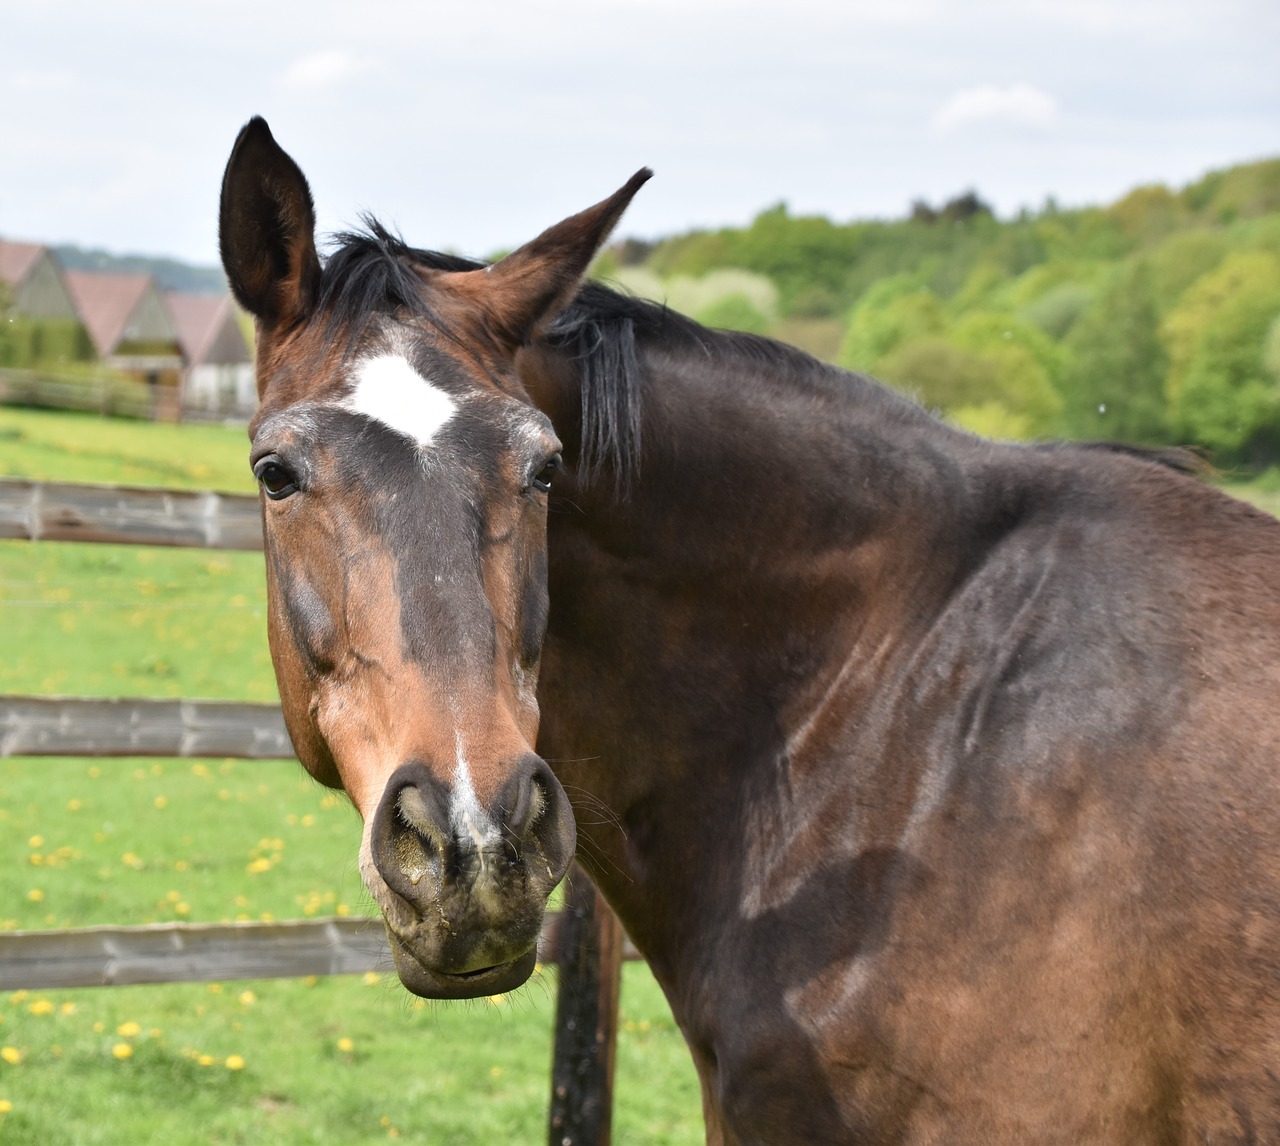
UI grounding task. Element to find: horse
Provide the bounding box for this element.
[219,117,1280,1143]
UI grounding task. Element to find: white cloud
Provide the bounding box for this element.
[932,83,1058,132]
[279,50,363,91]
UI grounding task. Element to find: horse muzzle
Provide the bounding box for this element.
[364,755,576,999]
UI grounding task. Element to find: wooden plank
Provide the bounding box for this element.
[0,696,292,758]
[0,912,640,990]
[0,917,390,990]
[548,864,624,1146]
[0,477,262,550]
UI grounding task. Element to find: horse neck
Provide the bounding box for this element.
[531,334,986,955]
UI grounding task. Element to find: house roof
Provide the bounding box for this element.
[165,292,249,366]
[0,240,47,288]
[64,271,156,356]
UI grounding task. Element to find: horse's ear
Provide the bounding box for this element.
[219,117,321,328]
[457,169,652,348]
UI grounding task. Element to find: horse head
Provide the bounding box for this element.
[219,117,648,999]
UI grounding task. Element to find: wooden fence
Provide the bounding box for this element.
[0,476,630,1146]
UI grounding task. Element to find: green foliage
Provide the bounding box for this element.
[617,156,1280,460]
[1174,272,1280,458]
[1020,282,1096,339]
[0,317,95,367]
[1181,159,1280,223]
[696,293,771,334]
[648,203,867,316]
[837,278,945,370]
[1060,261,1170,444]
[1107,183,1188,245]
[1163,251,1280,459]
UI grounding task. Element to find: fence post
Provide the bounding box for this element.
[548,862,623,1146]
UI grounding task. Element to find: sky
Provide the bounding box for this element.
[2,0,1277,271]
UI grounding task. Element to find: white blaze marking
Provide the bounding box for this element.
[450,730,500,872]
[343,352,457,448]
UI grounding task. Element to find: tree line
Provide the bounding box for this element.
[599,158,1280,471]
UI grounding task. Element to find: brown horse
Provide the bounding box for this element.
[220,117,1280,1143]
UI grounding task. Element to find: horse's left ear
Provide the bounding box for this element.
[457,168,652,348]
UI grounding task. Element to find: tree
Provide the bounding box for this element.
[1163,252,1280,459]
[1060,261,1170,445]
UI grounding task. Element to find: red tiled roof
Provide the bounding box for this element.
[0,240,46,288]
[63,271,153,356]
[165,292,237,365]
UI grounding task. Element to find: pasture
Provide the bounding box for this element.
[0,407,703,1144]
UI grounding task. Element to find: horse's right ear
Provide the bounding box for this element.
[219,117,321,328]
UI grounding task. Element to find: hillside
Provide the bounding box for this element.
[52,245,227,294]
[599,157,1280,468]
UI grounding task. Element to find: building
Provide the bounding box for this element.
[165,292,255,416]
[0,240,80,320]
[63,271,185,417]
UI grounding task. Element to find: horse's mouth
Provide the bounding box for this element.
[386,929,539,1000]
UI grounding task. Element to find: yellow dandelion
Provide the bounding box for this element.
[245,858,271,874]
[337,1037,354,1053]
[0,1047,21,1065]
[28,855,42,866]
[238,991,256,1007]
[301,814,315,827]
[111,1043,133,1060]
[0,1099,11,1113]
[92,1022,104,1033]
[67,799,82,812]
[174,860,189,872]
[489,1065,502,1079]
[380,1117,391,1127]
[27,836,43,849]
[225,1054,245,1071]
[27,1000,54,1017]
[165,890,182,903]
[60,1003,75,1016]
[486,994,505,1006]
[303,976,319,988]
[175,902,190,916]
[26,889,43,902]
[117,1021,142,1038]
[198,1054,214,1066]
[207,984,223,994]
[336,903,350,916]
[362,972,380,986]
[88,766,101,778]
[153,796,167,810]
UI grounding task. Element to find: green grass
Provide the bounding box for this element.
[0,407,703,1144]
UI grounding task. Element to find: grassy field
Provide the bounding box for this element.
[0,407,704,1144]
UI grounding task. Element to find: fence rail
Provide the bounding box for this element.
[0,696,290,758]
[0,910,639,992]
[0,477,261,550]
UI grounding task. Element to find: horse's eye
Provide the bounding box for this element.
[254,458,299,500]
[531,453,562,494]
